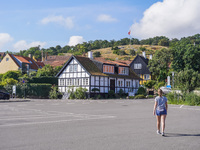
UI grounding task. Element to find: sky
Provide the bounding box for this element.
[0,0,200,52]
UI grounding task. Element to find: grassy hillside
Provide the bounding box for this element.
[90,45,167,61]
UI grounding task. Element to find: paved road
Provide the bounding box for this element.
[0,99,200,150]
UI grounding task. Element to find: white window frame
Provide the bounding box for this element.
[144,74,150,80]
[134,63,142,69]
[60,79,65,86]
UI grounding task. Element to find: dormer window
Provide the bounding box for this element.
[134,63,142,69]
[118,67,129,75]
[103,65,114,73]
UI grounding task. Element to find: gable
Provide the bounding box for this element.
[56,56,90,78]
[0,54,19,74]
[130,55,151,74]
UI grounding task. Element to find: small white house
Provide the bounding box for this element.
[56,52,141,97]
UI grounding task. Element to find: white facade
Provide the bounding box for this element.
[58,58,90,93]
[57,56,140,96]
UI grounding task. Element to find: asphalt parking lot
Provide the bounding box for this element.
[0,99,200,150]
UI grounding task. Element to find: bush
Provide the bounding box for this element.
[185,93,200,106]
[154,81,165,90]
[143,80,156,89]
[129,96,135,99]
[147,95,154,98]
[93,51,101,57]
[2,71,22,81]
[129,49,136,56]
[108,90,115,98]
[68,87,88,99]
[135,95,146,99]
[119,89,124,97]
[0,78,18,86]
[166,92,200,106]
[49,86,62,99]
[136,87,147,96]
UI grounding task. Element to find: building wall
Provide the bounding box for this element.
[90,76,139,94]
[58,58,90,93]
[0,54,19,74]
[58,57,140,96]
[139,74,151,85]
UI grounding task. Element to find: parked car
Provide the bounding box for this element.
[0,90,10,100]
[160,86,171,94]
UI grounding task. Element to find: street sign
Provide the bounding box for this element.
[166,85,171,88]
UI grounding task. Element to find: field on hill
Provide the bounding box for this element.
[90,45,167,61]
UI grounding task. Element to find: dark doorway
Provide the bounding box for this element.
[110,79,115,92]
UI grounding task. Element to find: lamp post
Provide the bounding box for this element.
[172,72,175,88]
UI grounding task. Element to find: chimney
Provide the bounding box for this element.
[28,54,32,59]
[142,51,146,59]
[149,54,153,60]
[88,51,93,59]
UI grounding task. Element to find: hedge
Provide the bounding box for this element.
[5,83,52,99]
[27,77,58,85]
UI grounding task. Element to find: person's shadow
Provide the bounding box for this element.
[164,133,200,137]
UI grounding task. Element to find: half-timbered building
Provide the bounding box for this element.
[56,52,141,97]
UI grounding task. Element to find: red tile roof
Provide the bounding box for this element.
[94,57,130,66]
[36,61,45,68]
[43,55,71,67]
[13,55,30,64]
[8,54,41,70]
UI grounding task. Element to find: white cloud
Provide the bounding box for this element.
[0,33,13,49]
[97,14,118,22]
[68,36,85,46]
[41,15,74,29]
[14,40,46,50]
[130,0,200,39]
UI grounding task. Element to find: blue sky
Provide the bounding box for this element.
[0,0,199,52]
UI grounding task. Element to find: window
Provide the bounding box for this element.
[60,79,65,86]
[74,65,78,72]
[6,58,9,61]
[134,63,142,69]
[118,67,129,75]
[83,78,89,85]
[66,79,73,86]
[144,74,150,80]
[69,65,73,72]
[69,64,78,72]
[103,65,114,73]
[126,81,131,87]
[118,80,123,87]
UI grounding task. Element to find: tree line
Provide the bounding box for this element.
[6,35,198,60]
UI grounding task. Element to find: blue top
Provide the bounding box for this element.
[155,96,167,111]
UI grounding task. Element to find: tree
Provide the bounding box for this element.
[148,48,172,81]
[175,69,200,93]
[129,49,136,56]
[143,80,156,89]
[93,51,101,57]
[2,71,22,81]
[172,43,200,72]
[36,65,54,77]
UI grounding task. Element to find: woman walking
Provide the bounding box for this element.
[153,89,168,136]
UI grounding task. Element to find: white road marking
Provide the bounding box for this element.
[180,105,184,108]
[0,114,116,127]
